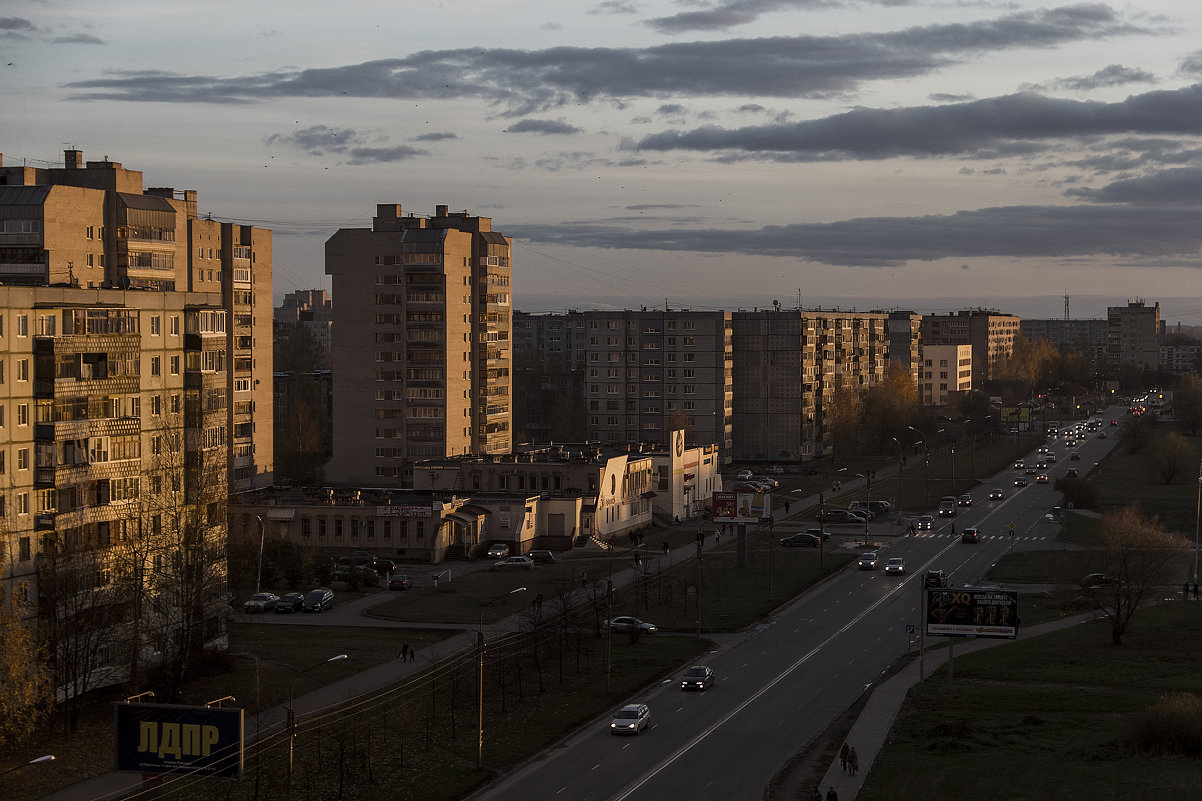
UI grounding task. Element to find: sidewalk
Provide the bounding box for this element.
[815,612,1100,801]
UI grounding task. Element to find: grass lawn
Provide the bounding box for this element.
[859,602,1202,801]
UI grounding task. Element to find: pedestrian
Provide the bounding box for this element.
[812,788,823,801]
[826,786,839,801]
[1186,581,1191,601]
[409,647,416,662]
[839,742,848,774]
[400,642,409,660]
[849,747,859,776]
[715,528,721,545]
[536,593,544,612]
[663,540,670,555]
[1194,582,1199,600]
[908,522,916,536]
[784,501,790,514]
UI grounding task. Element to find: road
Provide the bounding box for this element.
[471,411,1124,801]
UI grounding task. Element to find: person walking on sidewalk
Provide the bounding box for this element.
[811,788,822,801]
[400,642,409,661]
[849,747,859,776]
[839,742,849,774]
[826,786,839,801]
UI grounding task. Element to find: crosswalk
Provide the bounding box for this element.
[909,532,1050,541]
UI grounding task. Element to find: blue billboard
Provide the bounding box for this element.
[114,702,244,778]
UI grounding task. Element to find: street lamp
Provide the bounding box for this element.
[0,755,54,778]
[287,654,348,801]
[255,515,265,595]
[891,436,903,520]
[1194,458,1201,583]
[856,473,872,546]
[478,587,526,769]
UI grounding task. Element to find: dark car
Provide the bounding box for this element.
[275,592,305,613]
[243,592,279,613]
[1065,468,1079,477]
[925,569,948,588]
[303,587,335,612]
[388,574,411,591]
[681,665,715,691]
[604,616,657,634]
[857,552,879,570]
[526,550,556,565]
[371,559,397,575]
[915,514,934,531]
[957,494,973,508]
[1013,476,1028,487]
[987,488,1004,500]
[1083,573,1117,589]
[961,527,980,544]
[819,509,861,524]
[780,533,821,548]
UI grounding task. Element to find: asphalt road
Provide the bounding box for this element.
[470,411,1125,801]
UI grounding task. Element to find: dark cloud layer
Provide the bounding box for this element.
[264,126,429,164]
[634,84,1202,160]
[64,6,1143,114]
[511,201,1202,266]
[506,119,584,135]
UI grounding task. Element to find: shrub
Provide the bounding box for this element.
[1120,692,1202,756]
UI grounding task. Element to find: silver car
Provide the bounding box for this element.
[884,557,906,575]
[857,552,879,570]
[610,703,651,735]
[605,616,657,634]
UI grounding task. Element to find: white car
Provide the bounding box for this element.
[495,556,534,569]
[884,557,906,575]
[610,703,651,735]
[243,592,279,613]
[736,469,754,480]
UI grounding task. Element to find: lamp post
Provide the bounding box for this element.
[856,473,872,546]
[478,587,526,769]
[0,755,54,778]
[891,436,903,519]
[287,654,348,801]
[255,515,265,595]
[1194,458,1201,583]
[605,545,641,693]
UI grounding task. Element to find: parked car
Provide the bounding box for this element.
[486,543,510,559]
[961,527,980,544]
[915,514,934,531]
[243,592,279,613]
[343,550,375,566]
[387,574,411,591]
[303,587,335,612]
[334,564,377,583]
[805,528,832,541]
[987,488,1005,500]
[924,569,948,588]
[1083,573,1117,589]
[274,592,305,613]
[495,556,535,569]
[526,550,556,565]
[857,552,879,570]
[610,703,651,735]
[780,533,821,548]
[680,665,715,691]
[767,465,785,475]
[957,494,973,508]
[884,557,906,575]
[604,616,657,634]
[819,509,861,524]
[736,469,754,480]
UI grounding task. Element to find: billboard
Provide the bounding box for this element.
[115,702,244,778]
[711,491,773,524]
[925,588,1019,639]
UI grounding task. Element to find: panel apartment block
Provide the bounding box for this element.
[732,309,888,462]
[1107,299,1161,370]
[325,204,512,487]
[921,309,1020,384]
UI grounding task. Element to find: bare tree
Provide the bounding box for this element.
[1172,373,1202,435]
[1143,431,1191,485]
[1080,507,1189,646]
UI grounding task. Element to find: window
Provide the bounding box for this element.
[171,316,180,335]
[150,356,161,376]
[17,448,28,470]
[16,315,28,337]
[17,404,28,426]
[151,395,161,415]
[169,355,180,375]
[151,316,161,335]
[171,394,180,414]
[17,359,28,382]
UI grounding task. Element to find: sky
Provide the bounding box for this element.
[4,0,1202,324]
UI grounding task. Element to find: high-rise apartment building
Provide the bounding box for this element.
[922,309,1020,384]
[0,149,271,694]
[1021,317,1107,362]
[513,309,733,462]
[1107,299,1161,370]
[731,309,889,461]
[324,204,512,486]
[0,150,274,493]
[887,310,923,386]
[274,289,333,369]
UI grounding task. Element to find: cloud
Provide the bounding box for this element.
[590,1,639,15]
[1064,166,1202,203]
[505,118,584,135]
[412,131,458,141]
[633,84,1202,161]
[511,202,1202,266]
[1023,63,1156,92]
[1180,50,1202,76]
[0,16,37,38]
[62,6,1147,113]
[52,33,105,45]
[264,126,429,163]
